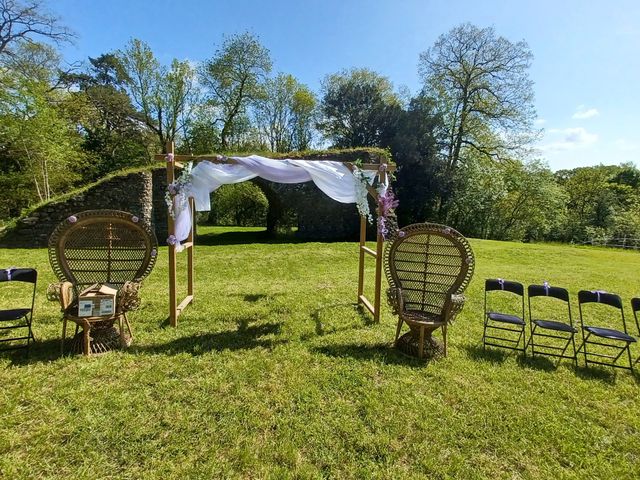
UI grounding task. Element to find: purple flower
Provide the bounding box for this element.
[166,235,177,246]
[166,153,174,163]
[131,215,139,223]
[378,163,388,172]
[68,215,77,223]
[167,183,179,195]
[150,248,157,257]
[398,230,406,238]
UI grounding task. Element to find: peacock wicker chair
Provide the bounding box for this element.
[384,223,475,359]
[47,210,158,356]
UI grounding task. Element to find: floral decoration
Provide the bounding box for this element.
[377,187,399,239]
[352,166,373,223]
[68,215,77,223]
[165,162,194,218]
[166,235,177,246]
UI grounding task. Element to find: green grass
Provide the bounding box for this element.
[1,227,639,479]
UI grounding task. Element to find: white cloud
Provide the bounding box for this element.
[572,105,599,120]
[534,118,546,126]
[541,127,598,152]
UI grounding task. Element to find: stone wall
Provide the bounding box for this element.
[0,171,155,248]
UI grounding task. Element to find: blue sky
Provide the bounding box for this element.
[53,0,639,171]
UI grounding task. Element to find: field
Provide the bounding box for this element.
[1,226,639,479]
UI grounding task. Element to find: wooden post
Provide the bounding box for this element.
[187,197,195,299]
[166,141,178,327]
[373,159,388,323]
[357,215,366,301]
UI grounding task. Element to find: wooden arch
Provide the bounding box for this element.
[155,143,395,327]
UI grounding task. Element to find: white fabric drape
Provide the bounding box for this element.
[171,155,379,251]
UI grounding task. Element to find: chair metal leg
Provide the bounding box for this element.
[418,326,425,359]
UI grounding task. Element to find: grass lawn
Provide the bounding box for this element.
[1,226,639,479]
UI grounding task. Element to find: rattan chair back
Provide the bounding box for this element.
[48,210,158,291]
[384,223,475,317]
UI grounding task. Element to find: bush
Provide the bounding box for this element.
[206,182,268,227]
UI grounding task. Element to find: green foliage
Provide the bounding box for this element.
[199,32,272,149]
[555,164,640,242]
[448,158,567,241]
[0,42,86,216]
[1,230,640,478]
[118,38,198,151]
[419,23,537,170]
[319,68,401,148]
[253,73,317,152]
[61,53,154,179]
[208,182,268,226]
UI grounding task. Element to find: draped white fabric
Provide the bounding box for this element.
[172,155,378,251]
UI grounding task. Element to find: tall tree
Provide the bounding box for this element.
[118,38,197,152]
[389,94,446,224]
[0,41,85,210]
[61,53,154,178]
[419,23,537,172]
[0,0,73,60]
[253,73,316,152]
[199,32,272,150]
[318,68,400,148]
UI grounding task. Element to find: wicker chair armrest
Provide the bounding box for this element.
[386,287,404,316]
[445,293,466,323]
[118,281,142,312]
[46,281,75,311]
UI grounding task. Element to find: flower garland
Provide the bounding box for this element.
[352,162,400,239]
[377,186,399,239]
[165,162,194,219]
[352,166,373,223]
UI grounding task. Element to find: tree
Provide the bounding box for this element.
[253,73,317,152]
[118,38,197,152]
[0,0,73,60]
[318,68,400,148]
[0,42,85,210]
[61,53,155,178]
[199,32,272,150]
[390,93,446,224]
[419,23,537,172]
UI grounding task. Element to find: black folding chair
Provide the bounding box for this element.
[0,267,37,356]
[483,279,526,354]
[527,283,577,364]
[577,290,636,371]
[632,298,640,367]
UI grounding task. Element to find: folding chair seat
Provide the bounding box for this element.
[527,283,577,364]
[577,290,635,371]
[0,267,37,356]
[483,279,526,354]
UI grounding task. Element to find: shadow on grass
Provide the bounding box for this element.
[309,302,375,337]
[517,354,562,372]
[134,321,286,356]
[571,364,619,385]
[313,343,427,367]
[462,343,513,364]
[195,229,358,246]
[2,337,63,366]
[196,230,303,246]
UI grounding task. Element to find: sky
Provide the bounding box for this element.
[52,0,640,171]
